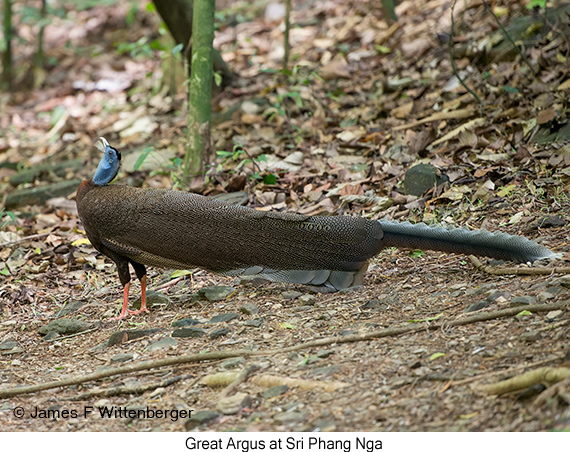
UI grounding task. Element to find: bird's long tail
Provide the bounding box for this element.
[377,220,561,263]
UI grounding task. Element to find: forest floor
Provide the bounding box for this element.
[1,0,569,432]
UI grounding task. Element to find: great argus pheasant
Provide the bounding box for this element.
[76,138,560,320]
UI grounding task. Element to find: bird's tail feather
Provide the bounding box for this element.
[220,265,368,290]
[378,220,561,263]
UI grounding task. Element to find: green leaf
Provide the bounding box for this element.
[50,106,66,127]
[497,184,516,197]
[526,0,546,9]
[264,173,277,185]
[286,91,303,108]
[1,209,16,228]
[170,269,193,278]
[502,86,519,93]
[410,249,425,258]
[340,117,358,127]
[214,72,223,87]
[172,43,184,56]
[407,313,444,323]
[134,146,154,171]
[374,45,391,54]
[150,39,165,51]
[516,310,533,317]
[429,352,446,361]
[280,322,296,329]
[0,268,9,276]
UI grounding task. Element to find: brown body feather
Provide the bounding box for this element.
[77,183,384,290]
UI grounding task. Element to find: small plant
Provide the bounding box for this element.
[217,144,258,170]
[216,144,276,184]
[261,65,322,122]
[133,146,154,171]
[164,157,185,189]
[116,36,161,59]
[0,209,16,229]
[410,249,425,258]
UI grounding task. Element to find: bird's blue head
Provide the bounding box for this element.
[92,137,121,186]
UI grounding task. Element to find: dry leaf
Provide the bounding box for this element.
[320,58,350,80]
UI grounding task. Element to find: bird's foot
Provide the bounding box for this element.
[111,312,129,321]
[127,307,150,316]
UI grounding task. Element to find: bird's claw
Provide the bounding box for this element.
[127,307,150,316]
[111,312,129,321]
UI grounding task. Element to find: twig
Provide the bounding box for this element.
[1,233,50,247]
[240,146,262,174]
[482,0,535,75]
[155,276,186,291]
[449,0,482,107]
[43,327,99,342]
[391,108,475,131]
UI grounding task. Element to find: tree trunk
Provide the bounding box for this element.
[152,0,231,85]
[1,0,13,90]
[182,0,215,186]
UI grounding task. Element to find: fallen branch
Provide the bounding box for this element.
[219,364,260,398]
[269,300,569,354]
[0,350,256,399]
[67,375,187,401]
[468,255,570,276]
[0,300,566,399]
[202,372,347,393]
[533,376,570,406]
[479,367,570,395]
[450,353,566,387]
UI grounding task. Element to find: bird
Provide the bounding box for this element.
[76,138,561,320]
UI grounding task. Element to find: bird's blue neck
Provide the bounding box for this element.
[92,146,120,186]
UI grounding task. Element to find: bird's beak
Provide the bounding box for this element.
[95,137,110,152]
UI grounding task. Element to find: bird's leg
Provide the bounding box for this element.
[111,282,131,320]
[128,263,149,316]
[111,259,132,321]
[128,274,149,315]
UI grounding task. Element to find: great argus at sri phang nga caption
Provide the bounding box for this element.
[185,436,383,452]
